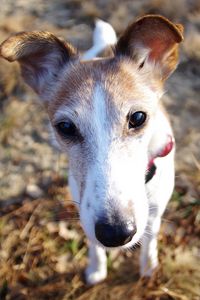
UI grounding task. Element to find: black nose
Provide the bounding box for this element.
[95,220,136,247]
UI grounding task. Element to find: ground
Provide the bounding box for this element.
[0,0,200,299]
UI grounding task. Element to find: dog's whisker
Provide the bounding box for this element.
[54,199,80,205]
[144,232,153,237]
[53,217,80,222]
[47,207,79,214]
[161,218,174,224]
[127,243,139,253]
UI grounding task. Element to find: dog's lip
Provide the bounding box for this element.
[122,230,144,249]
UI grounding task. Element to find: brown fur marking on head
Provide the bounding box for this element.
[48,56,160,144]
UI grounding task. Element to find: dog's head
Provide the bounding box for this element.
[0,15,183,248]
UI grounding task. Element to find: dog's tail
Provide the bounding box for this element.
[82,19,117,60]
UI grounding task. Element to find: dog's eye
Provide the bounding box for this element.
[55,121,77,138]
[128,111,146,129]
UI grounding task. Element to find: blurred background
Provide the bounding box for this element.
[0,0,200,299]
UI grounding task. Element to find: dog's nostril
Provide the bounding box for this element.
[95,221,136,247]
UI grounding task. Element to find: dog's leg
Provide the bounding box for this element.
[85,242,107,285]
[140,148,175,277]
[140,216,161,277]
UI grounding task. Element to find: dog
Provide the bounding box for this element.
[0,15,183,285]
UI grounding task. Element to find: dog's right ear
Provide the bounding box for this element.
[0,31,78,99]
[115,15,184,81]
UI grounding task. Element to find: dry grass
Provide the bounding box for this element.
[0,176,199,300]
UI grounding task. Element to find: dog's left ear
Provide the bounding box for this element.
[0,31,78,99]
[115,15,184,81]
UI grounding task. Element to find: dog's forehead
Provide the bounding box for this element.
[49,58,158,118]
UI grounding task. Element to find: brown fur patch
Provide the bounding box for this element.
[48,57,159,119]
[115,15,184,80]
[47,57,162,148]
[0,31,77,62]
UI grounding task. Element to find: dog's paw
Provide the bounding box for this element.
[85,265,107,285]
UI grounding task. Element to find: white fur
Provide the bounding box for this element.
[85,242,107,285]
[68,171,81,208]
[59,83,174,283]
[52,80,175,284]
[79,85,149,244]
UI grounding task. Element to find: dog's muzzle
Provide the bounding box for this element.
[95,219,136,247]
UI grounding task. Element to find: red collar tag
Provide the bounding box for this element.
[148,135,175,171]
